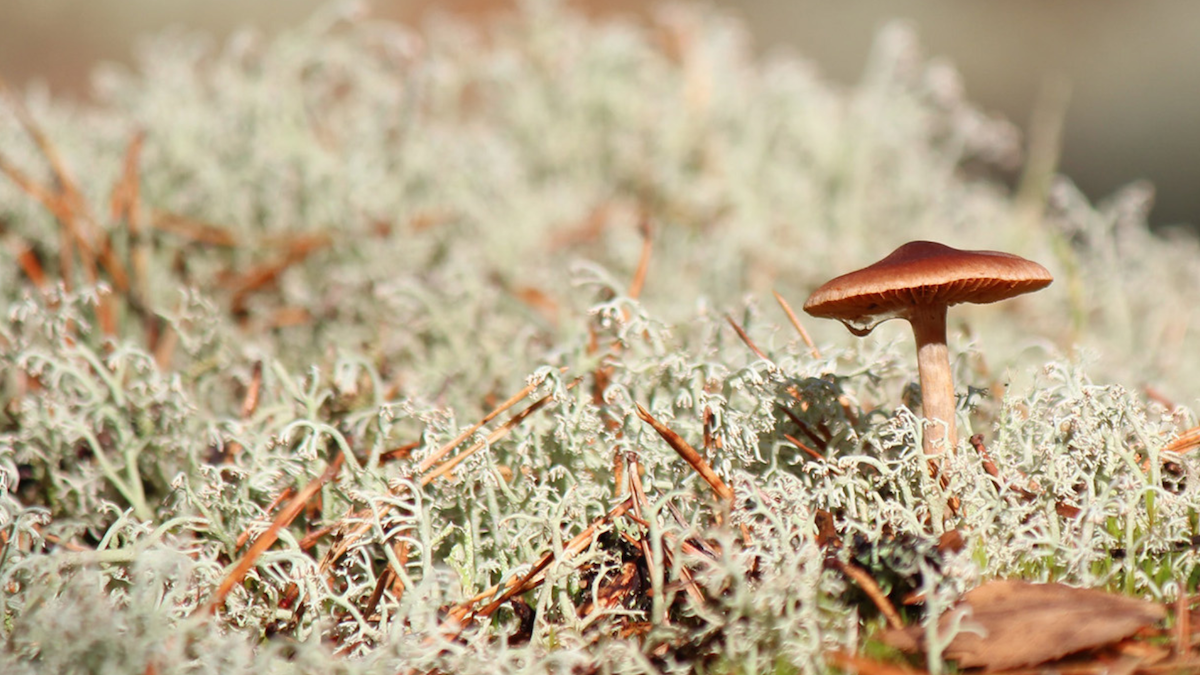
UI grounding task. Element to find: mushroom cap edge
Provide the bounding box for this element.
[802,241,1053,332]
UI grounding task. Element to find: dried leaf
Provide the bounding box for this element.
[881,580,1165,671]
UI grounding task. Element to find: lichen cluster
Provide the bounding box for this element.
[0,2,1196,673]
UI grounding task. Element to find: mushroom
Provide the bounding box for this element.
[803,241,1052,462]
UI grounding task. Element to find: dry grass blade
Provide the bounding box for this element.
[969,433,1002,479]
[204,451,346,615]
[153,320,179,371]
[594,215,654,498]
[970,434,1042,502]
[6,237,48,290]
[1165,426,1200,454]
[364,567,396,624]
[0,153,64,220]
[0,77,92,227]
[320,377,577,577]
[0,148,92,296]
[627,214,653,302]
[109,131,144,223]
[626,451,706,611]
[444,497,635,634]
[94,237,130,294]
[777,404,829,453]
[215,362,266,463]
[420,378,579,486]
[725,314,771,362]
[0,78,104,266]
[233,487,296,551]
[773,290,821,358]
[578,561,641,618]
[783,432,823,461]
[362,541,412,629]
[151,209,239,247]
[227,232,333,317]
[39,532,91,553]
[1137,658,1200,673]
[0,84,129,335]
[1144,384,1178,412]
[241,361,264,419]
[110,130,145,298]
[832,559,903,629]
[635,403,734,503]
[417,369,564,473]
[665,500,721,560]
[379,441,420,464]
[625,454,666,618]
[297,522,338,551]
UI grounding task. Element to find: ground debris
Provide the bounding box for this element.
[880,579,1166,671]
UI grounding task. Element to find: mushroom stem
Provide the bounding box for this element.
[908,304,957,461]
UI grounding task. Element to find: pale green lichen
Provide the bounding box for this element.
[0,2,1197,673]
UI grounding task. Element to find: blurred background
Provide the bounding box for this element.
[1,0,1196,231]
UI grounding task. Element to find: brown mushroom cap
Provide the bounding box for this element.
[803,241,1053,335]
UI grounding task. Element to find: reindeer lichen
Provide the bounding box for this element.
[0,2,1196,673]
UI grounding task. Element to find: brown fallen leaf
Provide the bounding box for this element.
[825,649,927,675]
[880,579,1166,672]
